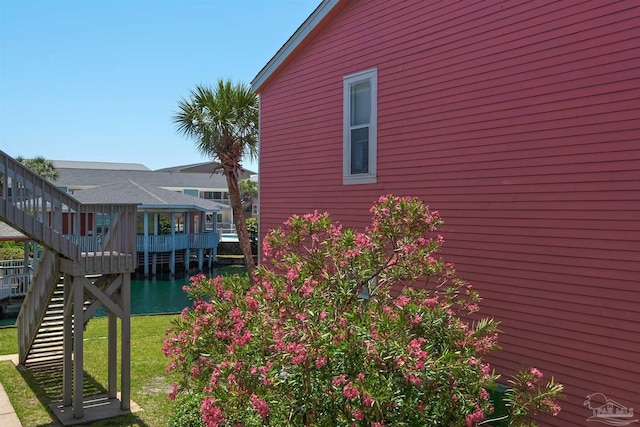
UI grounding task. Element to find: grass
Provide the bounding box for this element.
[0,314,180,426]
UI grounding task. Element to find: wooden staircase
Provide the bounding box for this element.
[24,277,65,368]
[1,149,138,421]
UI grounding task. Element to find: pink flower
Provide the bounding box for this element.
[403,373,422,386]
[530,367,543,378]
[245,296,259,312]
[168,383,178,401]
[343,382,360,400]
[542,398,561,416]
[353,409,364,420]
[315,357,327,368]
[201,396,225,427]
[426,297,439,308]
[332,374,347,387]
[363,395,373,408]
[395,296,411,307]
[250,394,269,418]
[464,406,484,427]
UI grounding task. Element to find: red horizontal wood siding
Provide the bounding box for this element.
[257,0,640,424]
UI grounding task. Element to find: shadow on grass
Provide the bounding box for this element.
[16,362,150,427]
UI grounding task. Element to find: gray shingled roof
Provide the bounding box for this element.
[73,181,230,212]
[0,221,28,241]
[55,168,229,189]
[52,160,150,171]
[155,162,255,177]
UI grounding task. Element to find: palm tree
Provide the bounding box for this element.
[174,80,259,282]
[16,156,59,181]
[0,155,58,197]
[239,178,258,211]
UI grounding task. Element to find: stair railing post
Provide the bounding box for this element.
[120,273,131,410]
[72,276,84,419]
[63,274,73,407]
[108,301,117,399]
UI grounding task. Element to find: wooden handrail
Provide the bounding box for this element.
[16,248,59,365]
[1,150,138,272]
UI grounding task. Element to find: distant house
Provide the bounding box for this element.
[252,0,640,424]
[52,160,256,231]
[73,181,229,276]
[0,221,29,242]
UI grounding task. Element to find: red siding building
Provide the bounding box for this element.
[252,1,640,424]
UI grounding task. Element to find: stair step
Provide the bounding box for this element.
[36,324,64,332]
[31,337,64,349]
[32,333,64,342]
[27,349,64,359]
[40,321,64,329]
[35,332,64,340]
[31,342,63,351]
[24,355,64,368]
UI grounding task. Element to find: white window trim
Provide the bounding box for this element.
[343,68,377,185]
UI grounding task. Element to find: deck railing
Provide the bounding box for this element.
[16,248,59,364]
[72,203,138,274]
[1,150,138,273]
[136,232,218,252]
[1,151,80,260]
[0,272,32,300]
[0,259,32,270]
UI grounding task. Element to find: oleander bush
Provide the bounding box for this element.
[164,195,562,426]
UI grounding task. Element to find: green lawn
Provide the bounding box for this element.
[0,314,179,426]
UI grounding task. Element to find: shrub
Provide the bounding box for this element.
[0,242,26,260]
[169,392,206,427]
[164,195,562,426]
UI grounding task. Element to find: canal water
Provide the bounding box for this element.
[0,266,246,327]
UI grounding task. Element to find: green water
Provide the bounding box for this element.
[0,266,246,327]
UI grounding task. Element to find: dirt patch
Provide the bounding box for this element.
[142,376,170,395]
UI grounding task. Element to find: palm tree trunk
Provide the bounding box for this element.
[224,172,257,284]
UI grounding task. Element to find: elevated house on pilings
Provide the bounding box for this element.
[0,222,33,316]
[1,149,137,424]
[72,181,229,277]
[52,159,255,233]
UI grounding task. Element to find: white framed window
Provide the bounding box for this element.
[343,68,377,185]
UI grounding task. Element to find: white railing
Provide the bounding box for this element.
[217,223,236,233]
[0,259,32,279]
[17,248,59,364]
[136,232,218,252]
[190,232,217,249]
[0,272,32,300]
[0,259,30,269]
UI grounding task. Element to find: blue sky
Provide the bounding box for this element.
[0,0,321,173]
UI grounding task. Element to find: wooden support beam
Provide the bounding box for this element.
[72,275,84,418]
[120,273,131,410]
[63,274,73,407]
[83,277,124,320]
[108,311,117,399]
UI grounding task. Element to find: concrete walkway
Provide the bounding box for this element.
[0,354,21,426]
